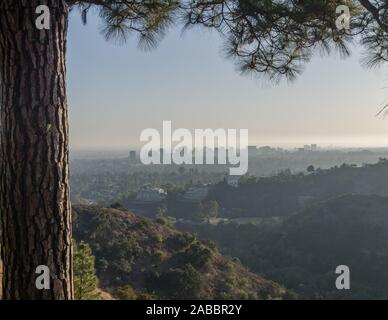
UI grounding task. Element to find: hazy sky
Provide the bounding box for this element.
[67,11,388,150]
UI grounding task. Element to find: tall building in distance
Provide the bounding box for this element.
[129,150,137,163]
[298,144,318,152]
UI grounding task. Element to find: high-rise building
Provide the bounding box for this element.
[129,150,137,163]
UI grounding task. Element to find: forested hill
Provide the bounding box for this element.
[72,205,293,300]
[209,158,388,218]
[178,194,388,299]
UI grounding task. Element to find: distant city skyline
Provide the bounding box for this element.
[67,11,388,150]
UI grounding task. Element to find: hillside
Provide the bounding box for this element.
[178,194,388,299]
[72,205,292,300]
[207,159,388,218]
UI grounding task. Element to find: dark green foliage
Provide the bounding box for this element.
[147,263,202,299]
[72,205,290,299]
[136,292,157,300]
[115,285,137,300]
[73,0,178,48]
[156,216,168,225]
[73,240,100,300]
[168,232,195,250]
[178,194,388,299]
[97,258,109,272]
[176,243,212,268]
[181,0,387,80]
[110,202,124,209]
[207,160,388,218]
[202,200,219,219]
[102,237,143,274]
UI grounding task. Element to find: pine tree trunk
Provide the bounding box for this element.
[0,0,73,299]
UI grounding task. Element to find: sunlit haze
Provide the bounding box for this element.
[67,11,388,151]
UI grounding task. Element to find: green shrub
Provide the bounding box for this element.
[115,285,137,300]
[73,240,100,300]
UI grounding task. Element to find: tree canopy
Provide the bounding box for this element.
[73,240,100,300]
[67,0,387,81]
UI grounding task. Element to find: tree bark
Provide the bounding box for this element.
[0,0,73,299]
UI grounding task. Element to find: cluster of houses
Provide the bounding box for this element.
[133,184,210,204]
[132,175,240,205]
[134,186,167,204]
